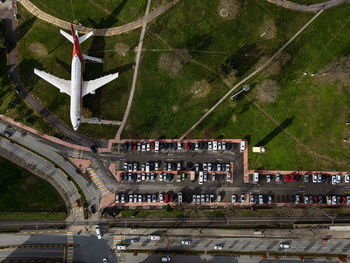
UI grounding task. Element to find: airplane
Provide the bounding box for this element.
[34,24,119,131]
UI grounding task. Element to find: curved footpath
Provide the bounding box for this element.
[267,0,349,12]
[19,0,179,36]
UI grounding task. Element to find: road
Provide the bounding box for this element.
[0,229,349,262]
[267,0,349,12]
[0,120,101,210]
[19,0,179,36]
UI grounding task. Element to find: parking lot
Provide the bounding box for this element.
[100,139,350,208]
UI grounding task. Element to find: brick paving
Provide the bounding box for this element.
[68,157,91,174]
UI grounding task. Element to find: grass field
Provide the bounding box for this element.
[17,5,140,138]
[121,207,350,218]
[0,156,66,213]
[189,3,350,171]
[122,0,313,138]
[29,0,147,28]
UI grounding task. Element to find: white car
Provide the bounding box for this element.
[199,172,203,185]
[116,245,126,250]
[213,141,218,152]
[240,140,246,152]
[203,163,207,172]
[214,245,223,250]
[208,141,213,150]
[241,194,245,203]
[115,194,119,203]
[195,142,199,151]
[181,240,191,245]
[146,143,150,151]
[129,194,133,203]
[304,196,309,204]
[217,142,221,151]
[103,258,107,263]
[345,174,350,183]
[276,174,280,183]
[217,164,221,171]
[226,164,230,172]
[280,243,290,249]
[266,174,271,183]
[141,143,146,152]
[133,163,137,172]
[336,174,341,184]
[195,163,199,172]
[148,235,160,240]
[159,193,164,203]
[95,225,102,240]
[332,195,337,205]
[222,142,226,150]
[347,196,350,205]
[295,195,300,204]
[208,163,212,172]
[177,142,181,150]
[226,172,231,182]
[155,162,159,171]
[332,175,336,185]
[312,174,317,183]
[231,194,236,203]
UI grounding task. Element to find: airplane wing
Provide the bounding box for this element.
[82,73,119,96]
[60,29,73,43]
[34,69,71,96]
[79,31,93,44]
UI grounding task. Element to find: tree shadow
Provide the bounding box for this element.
[17,16,36,42]
[255,117,295,146]
[83,0,128,118]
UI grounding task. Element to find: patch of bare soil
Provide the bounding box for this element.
[316,56,350,86]
[158,49,191,76]
[114,43,130,57]
[256,79,281,103]
[30,42,48,57]
[172,105,179,112]
[231,114,237,123]
[256,52,291,77]
[218,0,240,20]
[191,79,211,98]
[259,19,277,40]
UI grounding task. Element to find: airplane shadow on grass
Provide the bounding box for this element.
[83,0,128,118]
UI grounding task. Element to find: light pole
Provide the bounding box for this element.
[323,214,336,225]
[231,84,250,100]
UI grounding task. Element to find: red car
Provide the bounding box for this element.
[342,196,346,204]
[133,142,137,151]
[151,142,155,150]
[165,194,169,203]
[284,174,290,183]
[290,174,295,182]
[186,143,190,150]
[313,196,318,203]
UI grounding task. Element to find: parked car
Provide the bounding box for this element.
[276,174,280,183]
[231,194,236,203]
[181,240,191,245]
[346,174,350,183]
[266,174,271,183]
[304,174,309,183]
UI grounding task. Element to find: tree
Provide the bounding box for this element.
[0,32,6,49]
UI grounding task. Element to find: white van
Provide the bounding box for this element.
[116,245,126,250]
[213,141,218,152]
[240,140,246,152]
[253,172,259,184]
[155,141,159,153]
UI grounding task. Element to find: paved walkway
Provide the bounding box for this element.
[19,0,179,36]
[179,10,324,140]
[80,117,121,126]
[267,0,349,12]
[116,0,152,141]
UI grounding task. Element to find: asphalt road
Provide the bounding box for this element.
[0,230,348,263]
[0,121,100,209]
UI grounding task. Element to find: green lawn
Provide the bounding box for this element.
[17,5,139,138]
[123,0,313,139]
[0,156,66,213]
[190,3,350,171]
[29,0,147,28]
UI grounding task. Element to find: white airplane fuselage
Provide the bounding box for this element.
[70,53,82,130]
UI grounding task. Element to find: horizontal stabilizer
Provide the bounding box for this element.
[82,73,119,96]
[60,29,73,43]
[82,54,103,63]
[79,31,93,44]
[34,69,71,96]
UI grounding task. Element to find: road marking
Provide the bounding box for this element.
[113,234,121,255]
[86,168,111,196]
[66,232,74,263]
[299,185,305,187]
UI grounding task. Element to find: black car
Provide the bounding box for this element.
[199,142,204,149]
[90,205,97,214]
[204,142,208,149]
[190,143,195,150]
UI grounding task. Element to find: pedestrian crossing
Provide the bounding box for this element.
[66,232,74,263]
[72,149,80,158]
[72,206,83,213]
[113,234,125,255]
[86,167,111,196]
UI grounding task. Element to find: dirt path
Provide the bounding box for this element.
[115,0,152,141]
[18,0,179,36]
[267,0,349,12]
[179,10,324,140]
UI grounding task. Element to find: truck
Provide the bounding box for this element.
[252,146,266,153]
[190,171,195,182]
